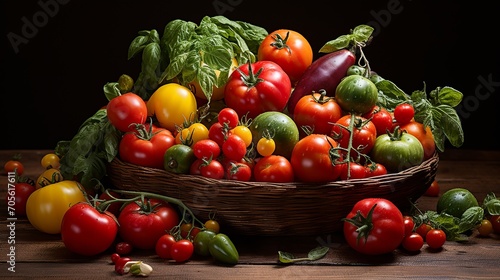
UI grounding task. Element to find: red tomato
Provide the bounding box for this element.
[199,159,225,179]
[107,92,148,132]
[118,198,180,250]
[365,162,388,178]
[98,190,123,217]
[416,223,433,241]
[4,159,24,176]
[424,180,440,197]
[399,121,436,160]
[331,115,377,157]
[218,107,239,129]
[222,134,247,161]
[290,134,343,183]
[343,198,405,255]
[403,215,415,237]
[362,106,394,136]
[401,232,424,252]
[208,122,227,148]
[115,242,133,255]
[61,202,118,256]
[425,229,446,249]
[192,139,221,160]
[394,103,415,125]
[489,215,500,234]
[225,162,252,181]
[257,29,313,85]
[180,223,201,239]
[224,60,292,119]
[156,234,177,259]
[5,182,36,217]
[339,162,367,180]
[119,124,175,169]
[253,155,294,183]
[171,239,194,263]
[293,90,343,136]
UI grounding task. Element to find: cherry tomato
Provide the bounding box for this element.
[175,122,210,146]
[222,134,247,161]
[218,107,239,129]
[5,182,36,217]
[199,159,225,179]
[394,103,415,125]
[192,139,221,160]
[225,161,252,181]
[331,115,377,157]
[180,223,201,240]
[4,159,24,176]
[477,219,494,237]
[114,257,131,275]
[170,239,194,263]
[229,125,253,147]
[488,215,500,234]
[41,153,60,169]
[256,137,276,157]
[425,229,446,249]
[156,234,177,259]
[110,253,121,264]
[362,106,393,136]
[204,219,220,234]
[416,223,433,240]
[403,216,415,237]
[253,155,294,183]
[401,232,424,252]
[257,29,313,85]
[115,242,133,255]
[339,162,367,180]
[365,162,388,178]
[208,122,228,148]
[424,180,440,197]
[107,92,147,132]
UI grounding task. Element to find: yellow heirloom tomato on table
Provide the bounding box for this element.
[26,180,86,234]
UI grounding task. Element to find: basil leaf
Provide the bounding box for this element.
[307,246,330,261]
[103,82,121,102]
[277,251,296,264]
[436,86,463,107]
[458,206,484,233]
[352,24,374,43]
[483,192,500,215]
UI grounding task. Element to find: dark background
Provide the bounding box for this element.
[1,0,499,150]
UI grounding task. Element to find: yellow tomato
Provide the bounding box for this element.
[26,180,86,234]
[230,125,253,147]
[41,153,60,169]
[147,83,198,132]
[175,122,209,146]
[36,168,63,189]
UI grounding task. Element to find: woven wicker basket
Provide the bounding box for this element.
[107,152,438,236]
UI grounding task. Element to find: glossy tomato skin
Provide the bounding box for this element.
[425,229,446,249]
[424,180,440,197]
[6,182,36,217]
[362,106,394,136]
[339,162,367,180]
[343,198,405,255]
[119,124,175,169]
[170,239,194,263]
[331,115,377,157]
[293,90,342,136]
[488,215,500,234]
[224,61,292,119]
[118,198,180,250]
[370,129,424,173]
[107,92,148,132]
[4,160,24,176]
[147,83,198,132]
[253,155,294,183]
[401,232,424,252]
[335,74,378,115]
[26,180,86,234]
[156,234,177,259]
[61,202,118,256]
[399,121,436,160]
[290,134,343,183]
[257,29,313,85]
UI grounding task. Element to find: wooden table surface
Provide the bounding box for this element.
[1,149,499,279]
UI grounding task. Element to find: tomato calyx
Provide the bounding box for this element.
[236,61,265,88]
[342,203,377,244]
[269,31,292,54]
[310,89,333,104]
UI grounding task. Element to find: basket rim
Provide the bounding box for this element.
[108,151,439,190]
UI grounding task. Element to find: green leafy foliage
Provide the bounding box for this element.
[278,246,329,264]
[127,16,268,101]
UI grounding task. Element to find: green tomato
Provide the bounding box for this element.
[370,128,424,173]
[335,74,378,114]
[193,230,216,257]
[208,233,239,265]
[346,65,367,76]
[163,144,196,174]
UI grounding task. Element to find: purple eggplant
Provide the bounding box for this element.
[287,49,356,115]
